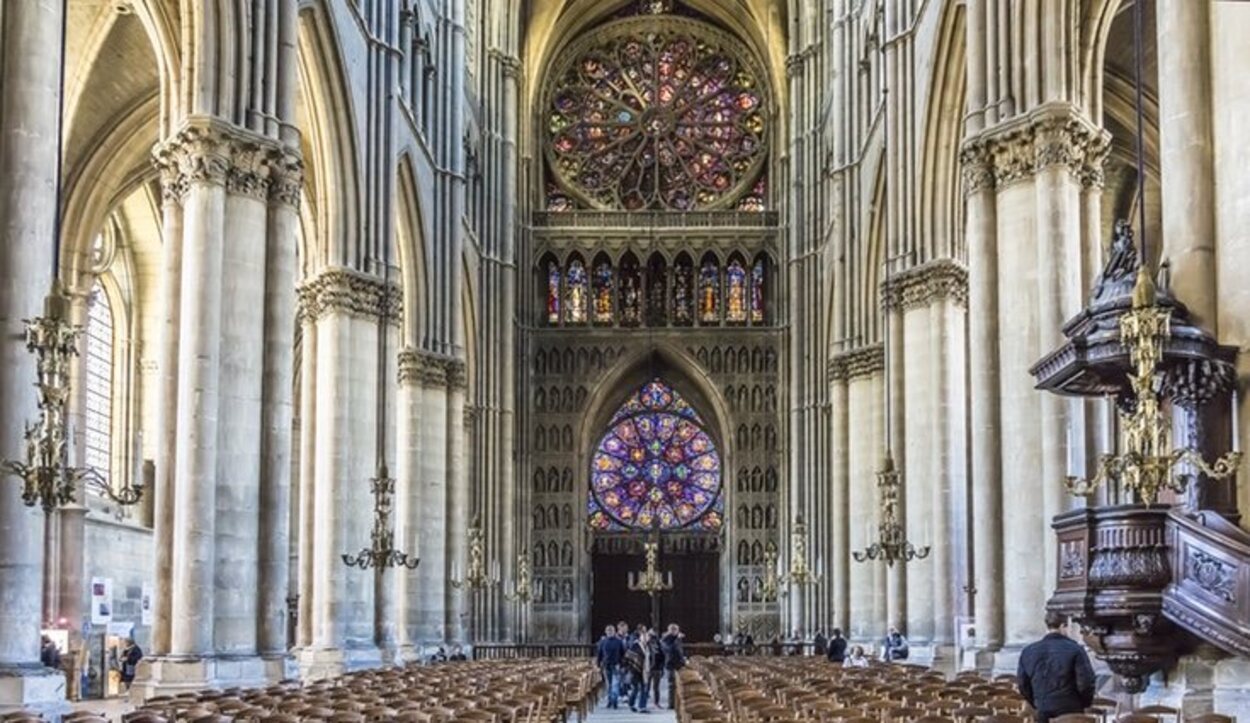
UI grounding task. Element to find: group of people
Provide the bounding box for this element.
[817,626,910,665]
[595,621,687,713]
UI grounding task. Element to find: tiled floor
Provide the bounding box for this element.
[587,694,679,723]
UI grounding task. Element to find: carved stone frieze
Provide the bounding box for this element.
[828,343,884,383]
[880,258,969,311]
[152,117,303,206]
[959,141,995,195]
[398,347,466,390]
[297,267,402,325]
[1060,540,1085,580]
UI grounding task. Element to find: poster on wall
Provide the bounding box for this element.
[141,584,153,626]
[90,577,113,625]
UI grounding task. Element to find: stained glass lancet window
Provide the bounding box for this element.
[646,254,667,326]
[620,254,642,326]
[751,257,765,323]
[546,260,561,324]
[698,259,719,323]
[725,258,747,323]
[673,255,693,325]
[589,379,723,531]
[544,15,768,211]
[593,258,615,324]
[566,258,589,324]
[84,282,113,486]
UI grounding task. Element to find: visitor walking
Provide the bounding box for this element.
[626,629,655,712]
[1017,612,1096,723]
[597,625,625,709]
[120,639,143,692]
[660,623,686,710]
[826,628,848,664]
[648,627,666,707]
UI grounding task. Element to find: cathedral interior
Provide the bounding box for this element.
[3,0,1250,718]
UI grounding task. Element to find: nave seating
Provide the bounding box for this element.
[1,659,599,723]
[670,658,1227,723]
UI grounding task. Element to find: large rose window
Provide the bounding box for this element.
[589,379,723,531]
[544,17,769,211]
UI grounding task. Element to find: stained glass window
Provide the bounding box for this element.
[546,260,561,324]
[593,259,615,324]
[673,256,693,325]
[566,258,589,324]
[620,255,642,326]
[589,379,723,531]
[646,254,667,326]
[544,17,768,211]
[751,257,765,323]
[84,282,113,487]
[726,258,747,323]
[698,259,719,323]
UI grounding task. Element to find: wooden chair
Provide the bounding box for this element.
[1116,716,1160,723]
[1053,715,1100,723]
[1184,715,1233,723]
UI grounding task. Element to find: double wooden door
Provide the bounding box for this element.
[590,550,720,642]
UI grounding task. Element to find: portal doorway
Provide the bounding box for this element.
[590,544,720,642]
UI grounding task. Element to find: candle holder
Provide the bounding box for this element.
[504,549,542,604]
[341,463,420,569]
[779,514,823,589]
[451,516,500,591]
[1065,269,1242,504]
[853,454,930,566]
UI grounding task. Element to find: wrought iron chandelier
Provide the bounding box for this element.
[853,454,930,566]
[778,514,822,590]
[450,516,500,591]
[342,244,418,570]
[628,534,674,596]
[3,0,143,513]
[1063,0,1240,506]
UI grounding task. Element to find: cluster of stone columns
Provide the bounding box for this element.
[0,0,71,712]
[140,119,303,694]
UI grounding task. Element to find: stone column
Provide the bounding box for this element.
[829,367,850,634]
[393,363,425,660]
[446,361,469,644]
[168,127,229,664]
[295,316,317,649]
[961,141,1004,657]
[257,153,301,675]
[150,156,185,660]
[885,306,907,637]
[1156,0,1237,519]
[0,1,66,711]
[842,347,885,641]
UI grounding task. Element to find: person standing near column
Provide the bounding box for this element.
[1017,612,1095,723]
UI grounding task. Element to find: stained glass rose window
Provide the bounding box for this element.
[544,17,769,211]
[589,379,723,531]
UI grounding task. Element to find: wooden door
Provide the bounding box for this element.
[590,551,720,642]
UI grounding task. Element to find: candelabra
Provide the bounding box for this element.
[1065,269,1242,504]
[759,540,780,601]
[504,549,542,604]
[451,517,500,591]
[341,463,420,569]
[779,514,823,588]
[628,539,674,596]
[2,285,141,512]
[853,454,930,566]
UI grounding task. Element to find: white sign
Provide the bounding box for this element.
[90,577,113,625]
[141,584,153,626]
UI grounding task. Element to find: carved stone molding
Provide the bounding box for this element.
[397,348,465,390]
[297,267,402,325]
[880,258,969,311]
[960,104,1110,193]
[152,117,303,206]
[828,343,884,383]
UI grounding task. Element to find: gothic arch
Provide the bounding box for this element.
[396,155,431,348]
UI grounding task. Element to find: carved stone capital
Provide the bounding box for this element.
[880,258,969,312]
[397,348,465,390]
[153,117,303,206]
[828,343,884,383]
[962,104,1110,191]
[297,267,402,325]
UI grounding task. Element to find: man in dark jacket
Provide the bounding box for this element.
[826,628,848,663]
[1017,612,1096,723]
[660,624,685,709]
[596,625,626,709]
